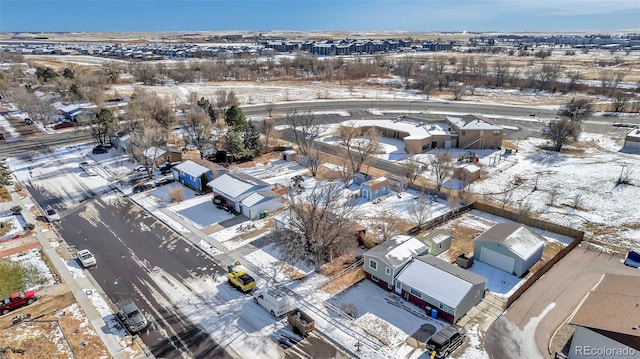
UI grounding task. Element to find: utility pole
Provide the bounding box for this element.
[618,164,627,184]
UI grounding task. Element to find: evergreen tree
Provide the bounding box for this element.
[224,130,250,160]
[224,105,246,128]
[197,97,217,122]
[90,108,117,145]
[241,121,264,156]
[0,160,13,186]
[62,67,75,79]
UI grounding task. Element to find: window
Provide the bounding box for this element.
[479,130,485,136]
[493,130,501,136]
[371,275,379,282]
[461,131,466,136]
[369,259,378,270]
[439,303,452,312]
[385,267,391,275]
[410,288,422,298]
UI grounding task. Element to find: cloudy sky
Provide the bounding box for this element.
[1,0,638,32]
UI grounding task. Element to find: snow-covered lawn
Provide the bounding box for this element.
[467,261,523,296]
[244,243,314,284]
[10,248,57,290]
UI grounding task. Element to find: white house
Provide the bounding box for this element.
[207,173,272,214]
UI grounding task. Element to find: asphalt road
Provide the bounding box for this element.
[27,183,231,359]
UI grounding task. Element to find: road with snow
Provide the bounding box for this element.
[28,186,231,359]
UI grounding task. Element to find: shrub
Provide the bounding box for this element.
[24,223,35,231]
[10,205,22,215]
[167,186,184,203]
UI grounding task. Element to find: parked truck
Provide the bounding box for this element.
[253,287,294,317]
[425,325,466,359]
[227,262,256,293]
[287,308,314,336]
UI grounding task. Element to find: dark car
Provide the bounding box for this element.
[0,133,5,141]
[155,178,175,187]
[213,195,225,205]
[92,145,109,155]
[132,184,154,193]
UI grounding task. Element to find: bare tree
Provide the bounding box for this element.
[600,70,624,96]
[129,120,166,176]
[284,110,326,157]
[215,89,239,123]
[8,86,56,125]
[536,63,562,91]
[395,56,416,88]
[400,158,423,185]
[371,219,399,244]
[547,186,561,206]
[409,191,433,228]
[611,91,630,113]
[128,89,175,141]
[261,117,276,148]
[558,98,593,122]
[492,59,510,87]
[429,151,453,191]
[451,82,466,100]
[335,157,355,188]
[271,181,359,271]
[563,70,582,93]
[101,62,123,84]
[265,102,274,117]
[336,123,380,175]
[545,118,581,152]
[183,107,213,151]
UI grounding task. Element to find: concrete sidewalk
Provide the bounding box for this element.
[1,185,152,359]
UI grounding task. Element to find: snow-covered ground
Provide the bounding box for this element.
[9,248,57,290]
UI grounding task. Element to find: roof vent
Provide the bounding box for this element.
[633,326,638,330]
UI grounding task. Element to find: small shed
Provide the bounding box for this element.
[240,191,282,219]
[386,172,408,192]
[173,160,215,193]
[282,150,298,162]
[474,223,545,277]
[360,177,390,202]
[353,172,373,185]
[142,146,168,169]
[420,229,452,256]
[453,164,481,183]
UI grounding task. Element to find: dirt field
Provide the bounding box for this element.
[0,284,109,359]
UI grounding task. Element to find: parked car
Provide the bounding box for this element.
[116,299,148,333]
[425,325,466,359]
[77,249,96,268]
[79,162,98,176]
[1,290,39,315]
[79,161,91,170]
[92,145,108,155]
[44,207,60,222]
[0,133,5,141]
[212,195,225,205]
[155,178,175,187]
[132,184,154,193]
[159,163,173,174]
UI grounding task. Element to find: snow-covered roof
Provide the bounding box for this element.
[627,128,640,139]
[396,255,486,309]
[365,235,428,268]
[142,146,167,160]
[240,191,280,207]
[207,172,271,199]
[446,115,501,131]
[362,176,388,190]
[343,119,451,141]
[421,229,451,245]
[174,160,211,177]
[474,224,545,261]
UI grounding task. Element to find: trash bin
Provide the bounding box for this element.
[431,308,438,319]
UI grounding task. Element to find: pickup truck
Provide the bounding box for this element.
[253,287,293,317]
[287,309,314,336]
[1,290,39,315]
[116,299,148,333]
[227,263,256,293]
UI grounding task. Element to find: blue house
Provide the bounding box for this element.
[360,177,390,202]
[173,160,218,193]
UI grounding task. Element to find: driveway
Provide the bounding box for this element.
[485,245,639,359]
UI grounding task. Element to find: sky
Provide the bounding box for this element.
[0,0,638,33]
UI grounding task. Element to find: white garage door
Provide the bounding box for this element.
[480,247,515,273]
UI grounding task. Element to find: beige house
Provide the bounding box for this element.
[445,115,503,150]
[340,116,503,154]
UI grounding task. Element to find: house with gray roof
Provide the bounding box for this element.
[568,273,640,359]
[207,172,271,213]
[473,223,545,277]
[363,235,429,291]
[173,160,223,192]
[239,191,281,219]
[395,255,486,323]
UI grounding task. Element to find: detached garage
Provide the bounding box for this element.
[473,223,545,277]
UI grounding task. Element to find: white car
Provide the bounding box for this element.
[77,249,96,268]
[44,208,60,222]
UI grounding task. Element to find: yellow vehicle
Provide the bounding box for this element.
[227,263,256,293]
